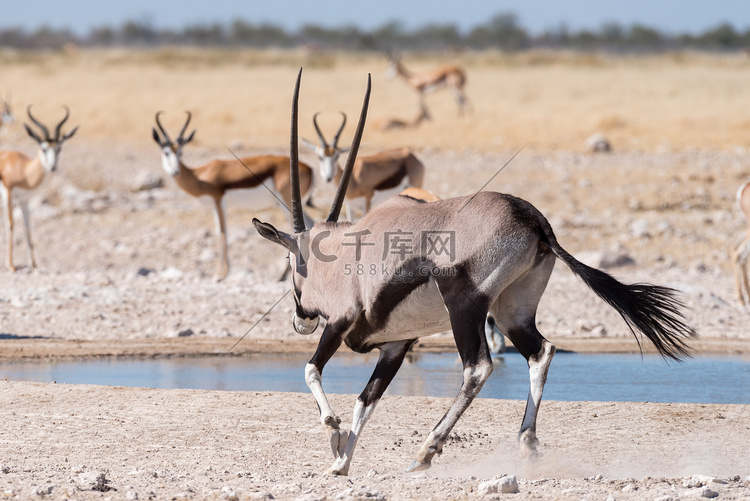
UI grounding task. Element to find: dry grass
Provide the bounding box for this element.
[2,48,750,155]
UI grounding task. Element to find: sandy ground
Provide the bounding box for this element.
[0,51,749,499]
[0,381,748,500]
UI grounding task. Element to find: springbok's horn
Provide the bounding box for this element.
[27,105,51,141]
[290,68,306,234]
[178,111,192,142]
[331,112,347,148]
[312,112,328,148]
[54,106,70,141]
[154,111,171,144]
[327,74,371,223]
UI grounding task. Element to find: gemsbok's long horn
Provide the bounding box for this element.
[27,105,51,141]
[327,73,371,223]
[331,112,347,148]
[54,106,70,141]
[290,68,307,234]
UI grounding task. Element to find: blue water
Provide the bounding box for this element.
[1,352,748,404]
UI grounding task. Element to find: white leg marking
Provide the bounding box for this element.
[328,398,378,475]
[519,341,556,458]
[305,363,339,427]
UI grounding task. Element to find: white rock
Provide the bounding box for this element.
[478,475,519,495]
[586,133,612,153]
[126,491,139,500]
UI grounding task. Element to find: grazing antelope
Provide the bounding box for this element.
[399,186,506,354]
[303,112,424,219]
[372,101,431,132]
[0,94,13,131]
[732,181,750,305]
[386,52,470,114]
[0,106,78,272]
[152,111,314,281]
[253,69,694,476]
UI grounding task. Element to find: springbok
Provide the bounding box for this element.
[386,52,470,115]
[254,69,694,476]
[303,112,424,219]
[399,186,506,354]
[0,94,13,131]
[0,106,79,272]
[372,101,431,132]
[152,111,315,281]
[732,181,750,305]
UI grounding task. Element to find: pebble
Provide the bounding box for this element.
[478,475,519,495]
[126,491,139,500]
[78,471,109,492]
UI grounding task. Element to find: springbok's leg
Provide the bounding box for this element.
[305,320,356,460]
[491,255,556,459]
[211,197,228,281]
[409,289,492,471]
[732,232,750,305]
[328,339,415,476]
[1,185,15,272]
[19,201,36,269]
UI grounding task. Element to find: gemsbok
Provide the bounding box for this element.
[732,181,750,305]
[152,111,315,281]
[303,112,424,219]
[253,68,694,476]
[387,52,471,115]
[0,106,79,272]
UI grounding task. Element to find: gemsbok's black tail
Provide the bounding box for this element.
[540,220,696,361]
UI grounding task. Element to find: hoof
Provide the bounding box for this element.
[405,460,431,473]
[323,415,342,427]
[326,459,349,476]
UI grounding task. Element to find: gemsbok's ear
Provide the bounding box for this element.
[253,218,297,252]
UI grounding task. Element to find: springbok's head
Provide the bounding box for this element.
[254,68,371,335]
[385,51,401,79]
[24,105,79,173]
[1,94,13,125]
[302,112,350,183]
[152,111,196,177]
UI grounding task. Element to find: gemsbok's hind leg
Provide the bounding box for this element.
[491,254,556,459]
[328,339,415,476]
[409,286,493,472]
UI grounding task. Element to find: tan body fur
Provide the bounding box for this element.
[0,106,79,272]
[332,147,424,214]
[387,54,470,114]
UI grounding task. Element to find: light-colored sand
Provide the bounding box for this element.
[0,381,747,500]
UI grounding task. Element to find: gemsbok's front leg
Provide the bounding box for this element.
[328,339,415,476]
[409,289,493,472]
[305,320,357,460]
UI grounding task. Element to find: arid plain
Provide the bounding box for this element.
[0,49,749,499]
